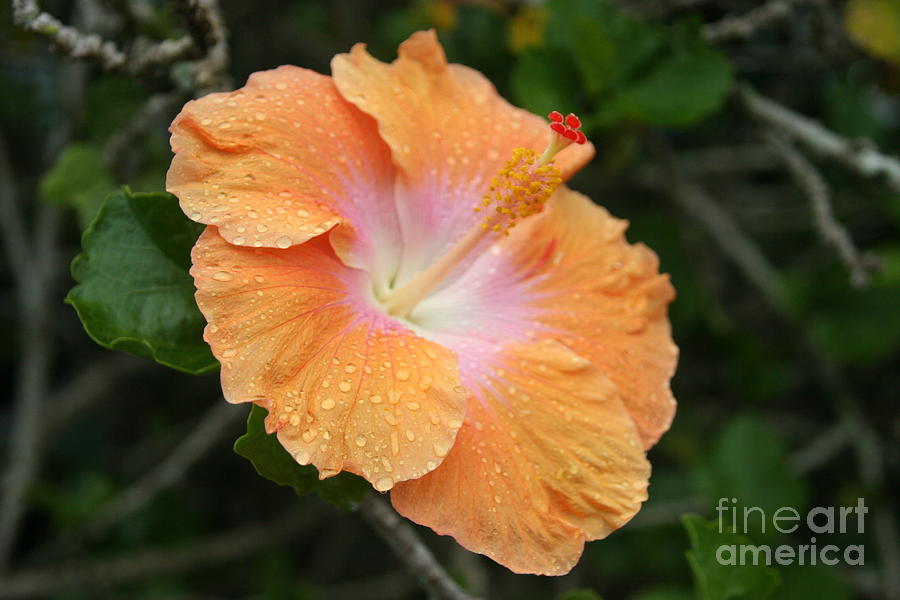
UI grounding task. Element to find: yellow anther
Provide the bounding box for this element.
[473,148,562,236]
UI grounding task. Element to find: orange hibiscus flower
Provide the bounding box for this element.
[167,30,677,575]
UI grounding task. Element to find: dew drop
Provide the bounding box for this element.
[221,348,236,358]
[321,398,336,410]
[396,368,411,381]
[433,439,451,457]
[212,271,233,282]
[355,435,367,447]
[275,235,292,249]
[338,381,352,392]
[374,476,394,492]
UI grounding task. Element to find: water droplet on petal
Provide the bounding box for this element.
[374,476,394,492]
[433,439,451,457]
[396,368,411,381]
[355,435,367,447]
[212,271,233,281]
[321,398,336,410]
[275,235,292,249]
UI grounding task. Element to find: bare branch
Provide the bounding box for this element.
[0,506,320,598]
[0,136,60,571]
[43,355,148,439]
[12,0,200,75]
[358,495,481,600]
[703,0,810,43]
[74,402,244,543]
[765,131,875,288]
[173,0,231,94]
[675,181,790,312]
[789,422,850,474]
[739,85,900,193]
[104,91,186,180]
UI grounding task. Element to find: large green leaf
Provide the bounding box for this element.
[233,405,369,511]
[682,515,781,600]
[67,188,218,374]
[535,0,732,128]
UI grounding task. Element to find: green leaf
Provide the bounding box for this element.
[234,405,369,510]
[694,414,808,537]
[682,514,781,600]
[612,23,733,127]
[67,188,218,374]
[632,587,693,600]
[771,566,850,600]
[556,590,604,600]
[40,143,114,229]
[541,0,733,128]
[511,47,583,117]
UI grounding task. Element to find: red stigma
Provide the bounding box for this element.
[547,109,587,145]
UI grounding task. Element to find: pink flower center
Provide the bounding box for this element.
[380,111,587,320]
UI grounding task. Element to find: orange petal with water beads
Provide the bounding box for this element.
[167,66,399,278]
[413,186,677,449]
[392,340,650,575]
[191,228,468,488]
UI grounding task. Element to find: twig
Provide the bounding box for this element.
[0,136,60,572]
[358,495,481,600]
[69,402,244,545]
[674,180,791,313]
[0,506,321,598]
[765,131,875,288]
[789,422,850,474]
[173,0,231,94]
[703,0,810,43]
[103,90,187,180]
[12,0,196,74]
[739,85,900,193]
[43,355,147,440]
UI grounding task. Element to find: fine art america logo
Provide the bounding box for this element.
[715,498,867,566]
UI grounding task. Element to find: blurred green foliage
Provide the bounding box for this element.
[683,515,781,600]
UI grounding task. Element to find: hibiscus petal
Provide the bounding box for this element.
[416,187,678,449]
[331,30,595,286]
[391,340,650,575]
[168,66,399,281]
[191,228,467,488]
